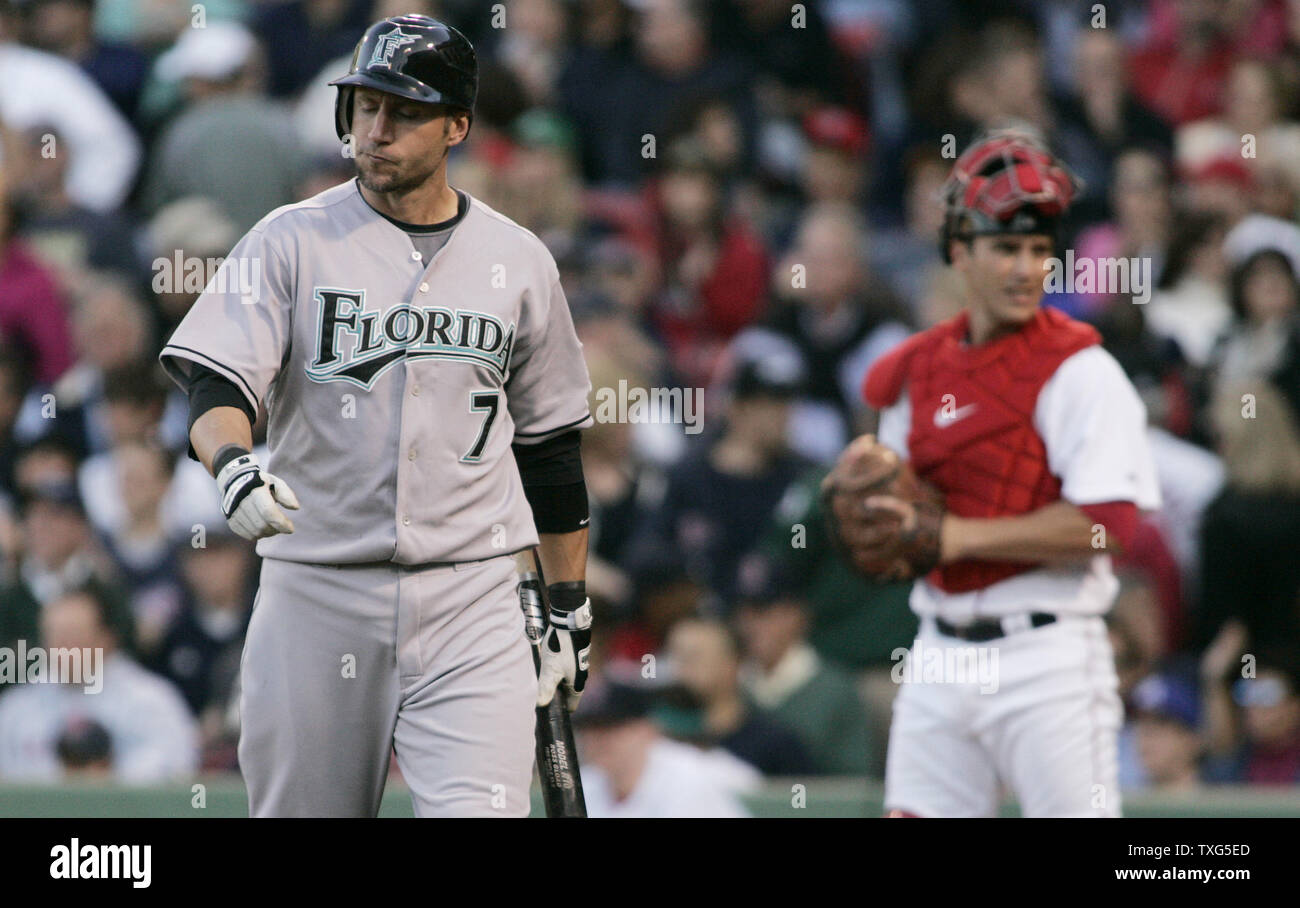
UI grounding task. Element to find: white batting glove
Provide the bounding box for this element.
[536,583,592,711]
[215,451,300,540]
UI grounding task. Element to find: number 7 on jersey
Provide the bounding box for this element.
[462,390,499,462]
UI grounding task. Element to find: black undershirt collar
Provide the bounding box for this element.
[355,178,469,233]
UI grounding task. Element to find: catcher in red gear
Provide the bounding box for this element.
[826,126,1162,818]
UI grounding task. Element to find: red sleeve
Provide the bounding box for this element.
[862,337,916,410]
[1078,501,1139,554]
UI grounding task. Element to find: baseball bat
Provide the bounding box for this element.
[515,548,588,818]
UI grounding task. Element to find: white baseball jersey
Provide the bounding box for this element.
[877,345,1162,620]
[160,180,593,565]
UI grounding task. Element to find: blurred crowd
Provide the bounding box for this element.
[1,0,1299,816]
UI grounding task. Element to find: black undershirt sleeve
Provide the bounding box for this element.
[512,430,589,534]
[182,363,256,462]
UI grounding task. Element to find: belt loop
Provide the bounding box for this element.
[1001,613,1031,636]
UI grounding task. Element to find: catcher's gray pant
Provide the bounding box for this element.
[237,554,537,817]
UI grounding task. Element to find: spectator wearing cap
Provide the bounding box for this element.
[1202,643,1300,785]
[488,110,584,252]
[1208,219,1300,417]
[15,0,149,120]
[733,553,872,776]
[145,197,240,338]
[1176,59,1300,212]
[147,527,255,770]
[759,201,912,463]
[0,480,133,657]
[0,6,140,212]
[577,670,752,817]
[629,350,808,604]
[665,617,815,776]
[1125,671,1204,792]
[1182,154,1256,226]
[582,237,660,332]
[800,106,870,209]
[54,716,113,778]
[142,22,304,234]
[9,435,78,497]
[0,584,197,782]
[601,542,704,667]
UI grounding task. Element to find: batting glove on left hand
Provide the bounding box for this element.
[536,582,592,711]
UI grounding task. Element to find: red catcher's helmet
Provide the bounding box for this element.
[939,129,1081,264]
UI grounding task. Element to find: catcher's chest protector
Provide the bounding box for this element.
[864,306,1099,592]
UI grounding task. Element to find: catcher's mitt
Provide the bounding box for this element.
[820,434,945,581]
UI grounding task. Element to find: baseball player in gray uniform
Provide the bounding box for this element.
[159,15,594,817]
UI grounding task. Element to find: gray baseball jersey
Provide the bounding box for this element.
[160,179,593,565]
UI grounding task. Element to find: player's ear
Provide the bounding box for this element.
[447,111,471,147]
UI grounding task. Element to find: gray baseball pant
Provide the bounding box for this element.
[237,554,537,817]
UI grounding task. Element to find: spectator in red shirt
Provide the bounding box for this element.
[1129,0,1234,126]
[650,138,769,388]
[0,168,73,385]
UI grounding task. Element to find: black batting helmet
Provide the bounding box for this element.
[330,15,477,141]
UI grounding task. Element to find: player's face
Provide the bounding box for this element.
[951,233,1055,330]
[351,88,468,194]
